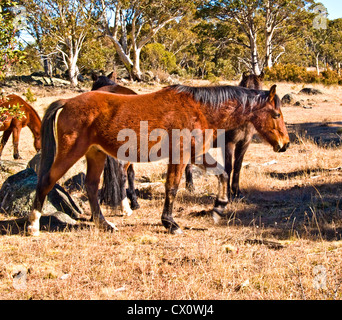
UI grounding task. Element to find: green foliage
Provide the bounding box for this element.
[78,37,117,74]
[265,64,342,85]
[141,43,177,72]
[0,101,26,126]
[3,0,342,85]
[0,0,26,80]
[23,88,36,103]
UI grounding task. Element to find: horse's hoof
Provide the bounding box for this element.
[186,184,195,193]
[27,225,40,237]
[130,201,140,210]
[212,211,221,224]
[99,221,118,232]
[107,221,118,232]
[171,228,184,235]
[122,207,133,217]
[121,198,133,216]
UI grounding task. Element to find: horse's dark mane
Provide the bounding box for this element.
[167,84,281,111]
[91,76,117,91]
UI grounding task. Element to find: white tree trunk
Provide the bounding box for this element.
[68,58,79,87]
[250,34,261,75]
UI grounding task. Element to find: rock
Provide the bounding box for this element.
[40,211,77,232]
[64,172,86,192]
[142,71,154,82]
[27,151,41,174]
[0,211,78,235]
[0,168,82,218]
[299,88,323,95]
[281,93,295,105]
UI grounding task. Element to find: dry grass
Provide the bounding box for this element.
[0,81,341,300]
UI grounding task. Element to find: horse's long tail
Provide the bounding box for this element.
[38,100,65,179]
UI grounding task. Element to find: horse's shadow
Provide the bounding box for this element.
[188,179,342,241]
[0,215,92,236]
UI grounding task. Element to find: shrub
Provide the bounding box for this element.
[264,64,342,85]
[23,88,36,103]
[141,43,177,73]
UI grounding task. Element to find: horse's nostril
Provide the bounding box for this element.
[279,142,290,153]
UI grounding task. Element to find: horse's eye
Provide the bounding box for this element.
[271,110,281,119]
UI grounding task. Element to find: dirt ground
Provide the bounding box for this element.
[0,79,341,300]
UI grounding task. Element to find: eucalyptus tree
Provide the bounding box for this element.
[23,0,100,86]
[99,0,195,80]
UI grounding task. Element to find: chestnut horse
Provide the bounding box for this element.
[27,84,290,236]
[185,72,264,199]
[91,73,140,214]
[0,94,41,159]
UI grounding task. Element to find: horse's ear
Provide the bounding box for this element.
[259,71,265,80]
[242,71,249,79]
[91,72,98,82]
[268,85,277,103]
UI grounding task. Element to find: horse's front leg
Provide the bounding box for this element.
[12,126,22,160]
[162,163,187,234]
[198,153,229,225]
[224,142,235,201]
[231,139,251,199]
[0,129,11,159]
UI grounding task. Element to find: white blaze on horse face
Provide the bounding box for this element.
[121,197,133,216]
[27,209,41,236]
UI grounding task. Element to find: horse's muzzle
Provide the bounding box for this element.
[274,142,290,153]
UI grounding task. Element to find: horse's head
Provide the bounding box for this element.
[33,135,41,152]
[240,71,264,90]
[91,72,117,91]
[250,85,290,153]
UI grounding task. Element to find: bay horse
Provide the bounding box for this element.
[0,94,41,159]
[185,71,264,199]
[91,73,140,214]
[27,84,290,236]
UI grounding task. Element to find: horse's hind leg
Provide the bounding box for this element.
[12,126,22,160]
[162,163,187,234]
[85,147,117,232]
[0,129,11,159]
[127,164,140,210]
[28,150,86,236]
[198,153,229,224]
[120,162,133,216]
[185,164,195,192]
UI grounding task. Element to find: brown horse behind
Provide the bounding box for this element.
[0,94,41,159]
[91,73,139,214]
[185,71,264,199]
[27,84,290,236]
